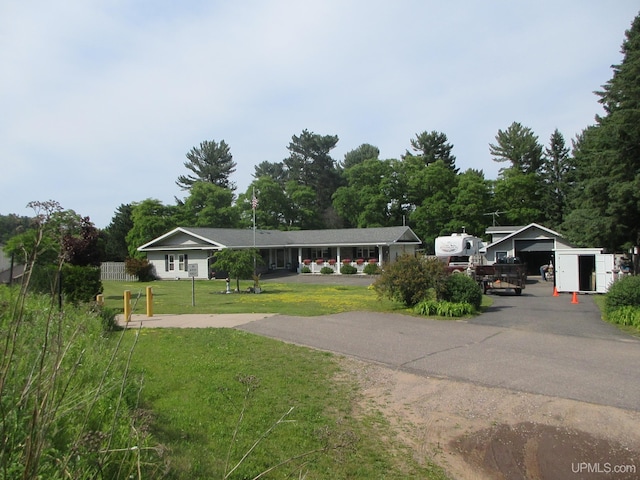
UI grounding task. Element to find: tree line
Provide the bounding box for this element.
[2,13,639,264]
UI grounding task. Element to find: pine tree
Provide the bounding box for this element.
[176,139,237,191]
[564,14,640,251]
[489,122,544,175]
[541,129,572,229]
[404,131,458,172]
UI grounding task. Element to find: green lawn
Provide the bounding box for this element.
[124,328,449,479]
[102,278,411,316]
[104,278,465,478]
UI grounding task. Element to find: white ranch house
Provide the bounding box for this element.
[138,226,422,280]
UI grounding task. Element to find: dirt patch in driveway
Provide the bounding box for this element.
[342,359,640,479]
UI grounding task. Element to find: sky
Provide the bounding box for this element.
[1,1,639,228]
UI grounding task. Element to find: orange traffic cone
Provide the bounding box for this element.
[571,292,579,304]
[553,286,559,297]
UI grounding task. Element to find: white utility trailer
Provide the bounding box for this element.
[554,248,615,293]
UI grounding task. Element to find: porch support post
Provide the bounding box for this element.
[298,247,303,272]
[378,246,383,266]
[336,246,341,274]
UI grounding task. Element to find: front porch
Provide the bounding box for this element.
[258,246,384,274]
[297,246,384,274]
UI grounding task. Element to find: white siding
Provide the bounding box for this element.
[147,250,211,280]
[389,244,416,262]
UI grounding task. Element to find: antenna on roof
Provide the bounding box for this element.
[483,211,506,227]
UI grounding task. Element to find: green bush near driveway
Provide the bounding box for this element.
[441,273,483,310]
[605,275,640,312]
[604,276,640,331]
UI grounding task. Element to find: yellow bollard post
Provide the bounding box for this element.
[96,294,104,305]
[124,290,131,322]
[146,286,153,317]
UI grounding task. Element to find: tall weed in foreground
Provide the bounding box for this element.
[0,286,164,479]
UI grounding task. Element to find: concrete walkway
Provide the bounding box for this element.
[118,312,277,329]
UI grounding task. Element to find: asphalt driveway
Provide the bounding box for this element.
[238,278,640,411]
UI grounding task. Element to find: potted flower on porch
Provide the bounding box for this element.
[328,259,336,265]
[368,258,377,264]
[303,259,311,265]
[356,258,364,265]
[342,258,352,265]
[316,259,324,265]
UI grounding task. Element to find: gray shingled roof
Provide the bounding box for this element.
[140,226,421,251]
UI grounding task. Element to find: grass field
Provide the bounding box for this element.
[124,328,449,479]
[101,278,411,316]
[103,278,451,478]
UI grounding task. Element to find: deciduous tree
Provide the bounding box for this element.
[407,160,458,250]
[447,169,493,236]
[126,199,177,258]
[176,182,238,228]
[332,158,395,227]
[212,248,262,292]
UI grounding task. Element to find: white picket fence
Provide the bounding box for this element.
[100,262,138,281]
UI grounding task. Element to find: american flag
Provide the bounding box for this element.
[251,195,258,210]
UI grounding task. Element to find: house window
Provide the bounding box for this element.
[166,254,188,271]
[356,247,376,259]
[496,251,508,263]
[310,248,329,260]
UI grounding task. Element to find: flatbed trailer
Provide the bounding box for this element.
[475,262,527,295]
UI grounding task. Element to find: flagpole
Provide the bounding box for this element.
[252,187,256,275]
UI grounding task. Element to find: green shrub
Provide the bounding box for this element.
[363,263,381,275]
[61,264,103,303]
[373,255,447,307]
[605,275,640,313]
[125,257,155,282]
[340,264,357,274]
[441,273,483,310]
[29,264,103,304]
[414,299,475,317]
[320,266,334,274]
[607,305,640,328]
[300,266,311,273]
